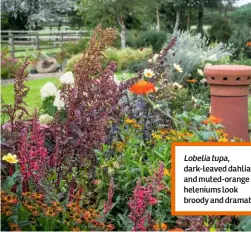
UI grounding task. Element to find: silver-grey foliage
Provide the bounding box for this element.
[164,30,233,84]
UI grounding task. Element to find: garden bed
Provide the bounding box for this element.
[1,26,251,231]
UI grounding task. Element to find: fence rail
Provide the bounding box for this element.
[1,30,90,58]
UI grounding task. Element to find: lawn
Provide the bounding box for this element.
[2,77,60,118]
[1,72,136,118]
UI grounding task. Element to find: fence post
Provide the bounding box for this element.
[8,31,15,58]
[79,30,82,40]
[60,32,64,51]
[36,32,40,50]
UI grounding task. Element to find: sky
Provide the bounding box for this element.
[234,0,251,6]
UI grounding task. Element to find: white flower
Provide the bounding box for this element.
[53,90,65,110]
[174,63,183,73]
[39,114,54,125]
[60,71,74,85]
[197,69,204,76]
[40,82,57,99]
[144,69,154,78]
[200,78,207,84]
[172,82,183,89]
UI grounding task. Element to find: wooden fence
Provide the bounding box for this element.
[1,30,90,58]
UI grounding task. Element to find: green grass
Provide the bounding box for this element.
[14,48,61,58]
[2,77,60,117]
[1,72,135,118]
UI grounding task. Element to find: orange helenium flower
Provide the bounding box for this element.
[186,79,197,83]
[129,80,155,95]
[153,223,168,231]
[203,115,223,124]
[246,41,251,47]
[168,228,184,231]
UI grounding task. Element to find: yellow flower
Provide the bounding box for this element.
[164,169,171,176]
[152,133,162,139]
[125,118,136,124]
[2,153,19,164]
[209,226,217,232]
[174,63,183,73]
[132,123,141,129]
[170,129,176,135]
[219,137,228,142]
[144,69,154,78]
[115,141,125,152]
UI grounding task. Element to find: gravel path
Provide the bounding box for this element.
[1,71,64,85]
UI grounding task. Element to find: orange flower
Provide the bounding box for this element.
[106,224,115,231]
[129,80,156,95]
[203,115,223,124]
[153,224,159,231]
[71,227,80,231]
[153,223,168,231]
[168,228,184,231]
[186,79,197,83]
[246,41,251,47]
[2,195,18,204]
[9,222,21,232]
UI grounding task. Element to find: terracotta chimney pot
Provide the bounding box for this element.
[204,65,251,141]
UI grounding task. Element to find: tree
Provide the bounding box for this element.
[1,0,76,30]
[231,3,251,26]
[80,0,141,48]
[182,0,220,36]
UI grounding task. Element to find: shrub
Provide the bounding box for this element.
[127,60,148,73]
[228,24,251,59]
[163,31,232,84]
[128,31,168,53]
[64,53,82,72]
[65,47,152,72]
[208,16,232,43]
[63,38,89,56]
[1,51,22,79]
[103,47,152,71]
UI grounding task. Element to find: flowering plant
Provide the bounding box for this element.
[1,49,21,79]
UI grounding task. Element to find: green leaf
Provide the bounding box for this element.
[198,131,214,141]
[117,213,133,230]
[2,170,20,190]
[239,216,251,231]
[192,115,205,122]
